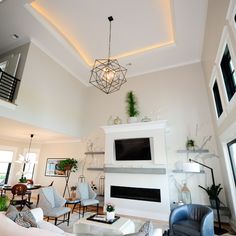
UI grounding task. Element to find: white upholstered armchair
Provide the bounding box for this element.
[37,186,71,225]
[77,182,99,216]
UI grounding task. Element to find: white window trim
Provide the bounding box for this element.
[227,0,236,41]
[0,145,17,185]
[209,66,227,126]
[215,26,236,113]
[220,122,236,223]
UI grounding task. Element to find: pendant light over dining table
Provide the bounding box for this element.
[89,16,127,94]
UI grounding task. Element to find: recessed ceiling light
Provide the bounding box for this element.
[0,0,5,3]
[12,34,20,39]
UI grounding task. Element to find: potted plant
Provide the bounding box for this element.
[198,183,223,208]
[186,138,195,151]
[126,91,139,123]
[0,195,9,212]
[57,158,78,172]
[106,203,115,221]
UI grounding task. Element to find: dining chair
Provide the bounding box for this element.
[77,182,99,217]
[10,184,29,209]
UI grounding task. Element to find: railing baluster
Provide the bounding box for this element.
[0,68,20,103]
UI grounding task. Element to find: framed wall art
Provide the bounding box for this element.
[45,158,67,177]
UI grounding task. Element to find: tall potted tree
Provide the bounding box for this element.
[126,91,139,123]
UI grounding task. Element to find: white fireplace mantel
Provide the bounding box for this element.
[101,120,170,220]
[102,120,167,133]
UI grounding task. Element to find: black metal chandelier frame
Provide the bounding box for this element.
[89,16,127,94]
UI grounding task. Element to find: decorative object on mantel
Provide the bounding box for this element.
[126,91,139,123]
[89,16,127,94]
[113,116,122,125]
[141,116,152,122]
[106,203,115,221]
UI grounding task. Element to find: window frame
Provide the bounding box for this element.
[0,147,15,185]
[227,138,236,187]
[209,67,227,125]
[215,26,236,113]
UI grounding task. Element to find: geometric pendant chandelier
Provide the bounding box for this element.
[89,16,127,94]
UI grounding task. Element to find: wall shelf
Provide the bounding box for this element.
[172,170,205,174]
[87,167,104,171]
[84,151,105,155]
[176,149,209,154]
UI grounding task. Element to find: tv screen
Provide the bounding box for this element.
[115,138,151,161]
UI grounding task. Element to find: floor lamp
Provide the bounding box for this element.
[188,158,227,235]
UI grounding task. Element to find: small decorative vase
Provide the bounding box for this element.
[106,211,115,221]
[113,116,122,125]
[127,116,138,123]
[71,191,76,198]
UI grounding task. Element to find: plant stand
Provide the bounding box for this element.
[63,170,71,197]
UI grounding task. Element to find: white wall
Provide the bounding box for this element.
[84,62,222,206]
[0,42,87,138]
[202,0,236,224]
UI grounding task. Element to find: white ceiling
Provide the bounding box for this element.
[0,0,208,142]
[0,0,208,85]
[0,117,79,143]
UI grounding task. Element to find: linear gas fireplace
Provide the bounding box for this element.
[110,185,161,202]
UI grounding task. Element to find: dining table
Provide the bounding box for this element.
[0,184,42,206]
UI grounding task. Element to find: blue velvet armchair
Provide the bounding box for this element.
[169,204,214,236]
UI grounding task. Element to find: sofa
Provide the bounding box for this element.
[0,207,162,236]
[0,208,75,236]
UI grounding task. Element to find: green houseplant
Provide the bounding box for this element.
[0,195,9,211]
[126,91,139,123]
[199,183,223,208]
[57,158,78,172]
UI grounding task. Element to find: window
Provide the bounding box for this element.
[220,44,236,101]
[213,80,223,117]
[0,150,13,185]
[227,138,236,186]
[22,152,37,179]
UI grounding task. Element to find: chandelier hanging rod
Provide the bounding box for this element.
[107,16,113,59]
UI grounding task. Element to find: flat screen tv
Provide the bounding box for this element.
[115,138,151,161]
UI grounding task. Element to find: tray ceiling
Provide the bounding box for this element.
[0,0,208,85]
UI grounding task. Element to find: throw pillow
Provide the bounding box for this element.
[15,214,31,228]
[20,209,37,228]
[138,221,154,236]
[5,205,19,221]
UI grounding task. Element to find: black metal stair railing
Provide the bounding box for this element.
[0,68,20,103]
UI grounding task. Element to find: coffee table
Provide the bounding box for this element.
[73,213,135,236]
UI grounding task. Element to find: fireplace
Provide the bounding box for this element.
[102,121,170,220]
[110,185,161,202]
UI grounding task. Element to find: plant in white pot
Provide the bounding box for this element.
[106,203,115,221]
[126,91,139,123]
